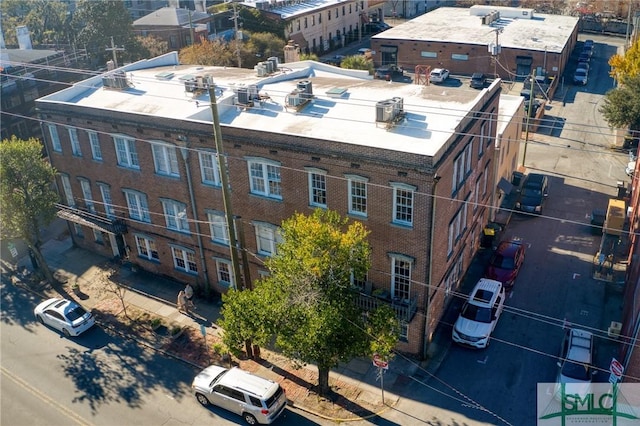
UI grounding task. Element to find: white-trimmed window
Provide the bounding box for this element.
[48,124,62,152]
[199,151,221,186]
[247,158,282,199]
[68,127,82,156]
[483,164,489,195]
[254,222,281,256]
[452,142,473,194]
[399,320,409,341]
[123,189,150,222]
[171,246,198,273]
[161,199,190,233]
[392,183,415,226]
[98,183,115,218]
[93,229,103,244]
[73,223,83,237]
[79,178,95,212]
[135,235,159,261]
[350,270,367,291]
[151,142,180,177]
[114,135,139,169]
[479,121,487,157]
[474,177,481,212]
[390,254,412,301]
[445,252,464,299]
[447,204,466,255]
[347,175,367,216]
[60,174,74,206]
[207,211,229,244]
[307,168,327,207]
[215,258,234,287]
[88,131,102,160]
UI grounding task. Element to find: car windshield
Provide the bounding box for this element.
[490,253,515,269]
[66,305,88,321]
[460,303,492,323]
[561,360,591,381]
[523,187,542,197]
[576,70,587,76]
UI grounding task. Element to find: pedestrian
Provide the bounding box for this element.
[177,290,189,314]
[185,283,194,301]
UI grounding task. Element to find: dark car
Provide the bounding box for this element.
[578,51,590,64]
[374,64,404,80]
[573,68,588,85]
[515,173,549,214]
[470,73,487,89]
[484,239,525,290]
[584,39,594,48]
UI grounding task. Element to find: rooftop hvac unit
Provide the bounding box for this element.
[204,74,214,87]
[196,75,206,89]
[267,56,279,72]
[184,79,196,93]
[237,86,250,104]
[255,63,267,77]
[297,80,313,100]
[248,84,259,99]
[264,59,274,74]
[376,99,395,122]
[287,89,303,107]
[392,97,404,114]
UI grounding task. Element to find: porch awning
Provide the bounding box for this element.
[56,204,126,234]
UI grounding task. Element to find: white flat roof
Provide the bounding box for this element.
[38,53,492,158]
[241,0,350,19]
[374,7,578,53]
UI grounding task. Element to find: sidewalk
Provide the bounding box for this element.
[8,221,412,422]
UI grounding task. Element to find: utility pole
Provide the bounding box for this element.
[489,28,503,79]
[208,85,244,290]
[189,10,195,46]
[231,1,242,68]
[105,36,125,68]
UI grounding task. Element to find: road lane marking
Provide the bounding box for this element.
[1,366,93,426]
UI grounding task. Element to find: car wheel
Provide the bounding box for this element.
[195,393,209,406]
[62,328,71,337]
[243,413,257,425]
[36,315,44,324]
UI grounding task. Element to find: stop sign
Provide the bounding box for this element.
[372,353,389,369]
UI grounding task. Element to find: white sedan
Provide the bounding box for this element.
[34,298,95,337]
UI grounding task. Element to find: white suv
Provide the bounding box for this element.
[429,68,450,84]
[452,278,505,349]
[192,366,287,424]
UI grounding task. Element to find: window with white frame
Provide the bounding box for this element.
[392,183,415,226]
[447,203,466,255]
[307,168,327,207]
[73,223,83,237]
[399,320,409,341]
[161,199,190,233]
[390,254,413,301]
[474,176,481,212]
[60,174,75,206]
[445,252,464,299]
[215,258,234,287]
[98,183,115,218]
[135,235,159,261]
[48,125,62,152]
[151,142,180,177]
[207,211,229,244]
[68,127,82,156]
[171,246,198,273]
[483,164,489,195]
[123,189,150,222]
[114,135,139,169]
[79,178,95,212]
[254,222,281,256]
[451,142,472,194]
[199,151,221,186]
[350,270,367,291]
[479,121,487,157]
[88,131,102,160]
[347,175,367,216]
[93,229,103,244]
[247,158,282,199]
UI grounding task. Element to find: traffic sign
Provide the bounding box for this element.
[610,358,624,378]
[372,353,389,370]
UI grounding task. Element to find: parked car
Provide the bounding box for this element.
[470,72,487,89]
[192,366,288,425]
[323,55,345,66]
[555,328,596,398]
[515,173,549,214]
[626,160,636,176]
[34,298,95,337]
[452,278,505,349]
[584,39,594,49]
[484,239,525,290]
[374,64,404,80]
[429,68,450,84]
[366,22,391,33]
[573,68,588,85]
[578,51,590,64]
[582,45,593,58]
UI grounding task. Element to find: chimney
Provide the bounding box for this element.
[16,25,32,50]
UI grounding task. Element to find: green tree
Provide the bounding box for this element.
[599,75,640,131]
[340,55,374,74]
[0,137,59,284]
[1,0,71,47]
[179,38,237,66]
[244,32,286,68]
[609,39,640,82]
[366,304,400,362]
[71,0,144,66]
[136,35,168,59]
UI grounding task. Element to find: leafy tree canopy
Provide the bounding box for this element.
[599,75,640,131]
[609,39,640,82]
[340,55,374,74]
[1,0,71,47]
[179,38,238,67]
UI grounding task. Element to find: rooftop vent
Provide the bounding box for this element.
[102,71,130,90]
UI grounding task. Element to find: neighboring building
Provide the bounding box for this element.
[132,6,214,50]
[1,48,88,141]
[241,0,367,54]
[126,0,177,20]
[370,5,579,82]
[619,158,640,382]
[36,52,522,358]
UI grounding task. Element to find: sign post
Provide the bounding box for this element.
[609,358,624,384]
[372,353,389,404]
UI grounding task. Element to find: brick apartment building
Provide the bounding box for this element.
[36,52,520,358]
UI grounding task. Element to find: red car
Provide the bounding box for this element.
[484,239,525,290]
